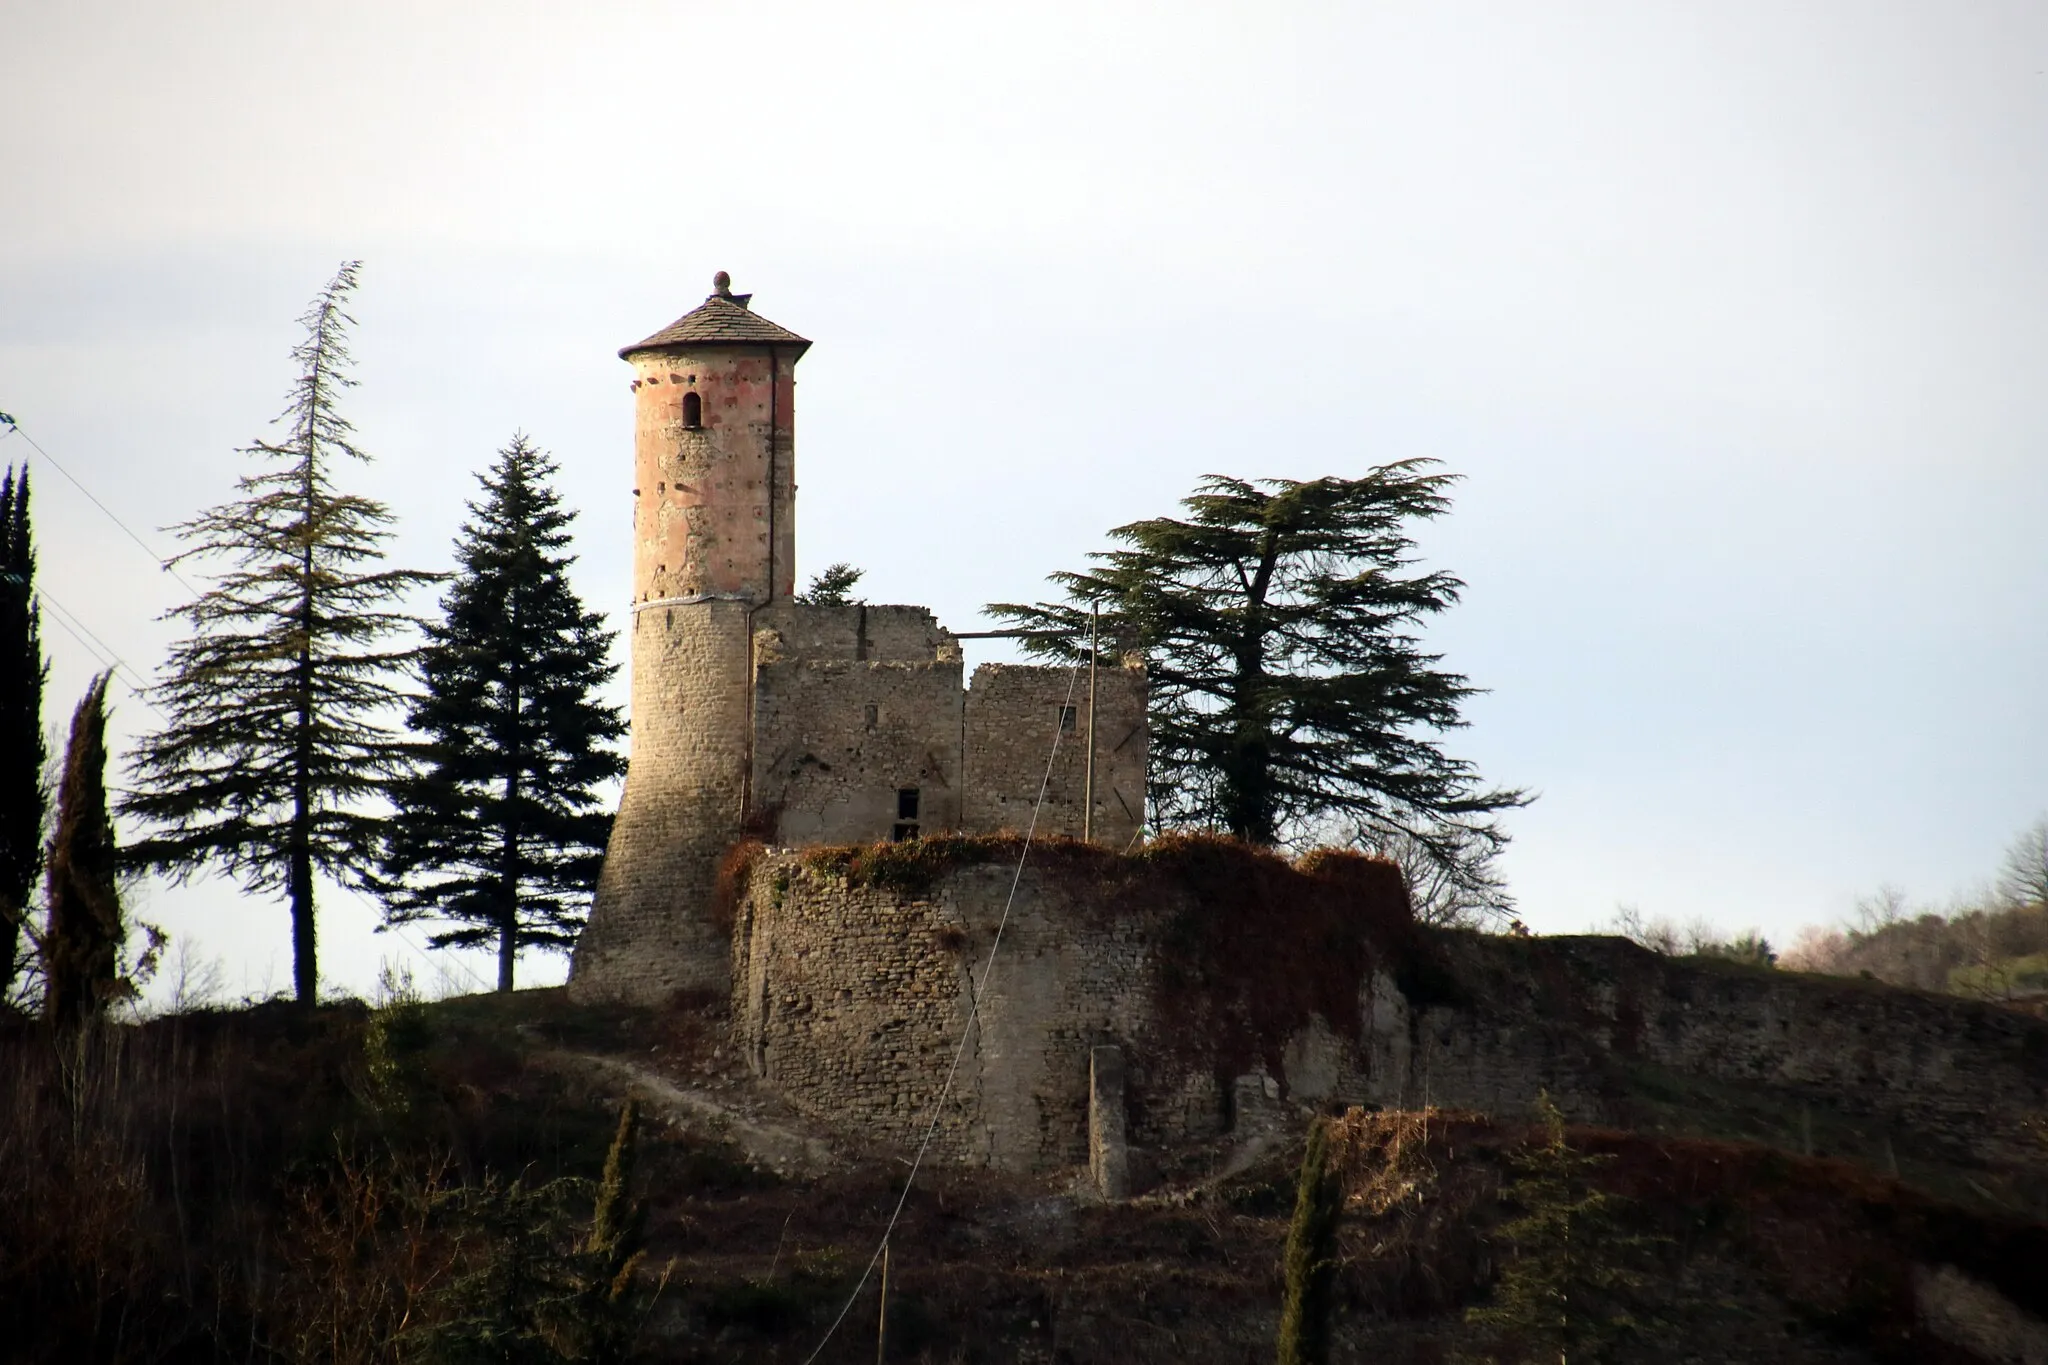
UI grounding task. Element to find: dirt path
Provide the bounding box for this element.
[533,1049,842,1179]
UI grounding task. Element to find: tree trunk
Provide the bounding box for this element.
[496,768,519,994]
[292,385,319,1005]
[1225,533,1282,845]
[497,917,515,993]
[290,838,316,1005]
[498,668,521,994]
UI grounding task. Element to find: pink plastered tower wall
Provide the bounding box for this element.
[571,278,809,1004]
[627,346,797,605]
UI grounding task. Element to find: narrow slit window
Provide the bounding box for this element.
[682,391,702,428]
[863,703,879,728]
[1058,705,1077,733]
[892,787,921,842]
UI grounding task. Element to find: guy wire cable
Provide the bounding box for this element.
[801,654,1087,1365]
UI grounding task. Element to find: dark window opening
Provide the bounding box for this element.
[1058,705,1077,732]
[863,703,879,728]
[893,788,921,842]
[682,391,702,428]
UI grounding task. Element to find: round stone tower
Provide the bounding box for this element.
[569,273,810,1002]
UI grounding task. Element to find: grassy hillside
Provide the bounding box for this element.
[7,979,2048,1363]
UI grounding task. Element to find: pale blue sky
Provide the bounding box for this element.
[3,0,2045,999]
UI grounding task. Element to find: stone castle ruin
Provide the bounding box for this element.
[570,277,2048,1196]
[568,275,1146,1006]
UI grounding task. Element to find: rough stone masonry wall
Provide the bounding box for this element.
[1393,933,2048,1169]
[751,656,965,843]
[572,601,755,1005]
[962,662,1147,844]
[732,853,1249,1170]
[733,853,2048,1175]
[754,602,953,664]
[749,603,967,844]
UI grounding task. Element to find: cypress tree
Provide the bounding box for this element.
[123,262,435,1005]
[379,435,623,992]
[0,463,46,1000]
[1277,1118,1341,1365]
[42,672,120,1027]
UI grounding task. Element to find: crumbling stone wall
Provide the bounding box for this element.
[1400,933,2048,1169]
[754,602,952,664]
[732,850,2048,1176]
[963,662,1147,845]
[731,853,1237,1170]
[750,658,965,844]
[749,603,965,843]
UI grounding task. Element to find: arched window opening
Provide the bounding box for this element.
[682,391,702,429]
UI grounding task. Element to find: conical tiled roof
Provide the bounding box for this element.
[620,273,811,358]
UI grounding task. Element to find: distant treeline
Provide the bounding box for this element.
[1784,819,2048,1001]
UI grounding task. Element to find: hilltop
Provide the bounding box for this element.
[8,940,2048,1363]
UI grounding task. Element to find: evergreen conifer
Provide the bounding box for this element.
[0,464,46,1000]
[796,562,864,606]
[123,262,435,1004]
[990,465,1527,906]
[42,672,121,1027]
[379,435,623,991]
[1277,1117,1341,1365]
[1465,1093,1659,1363]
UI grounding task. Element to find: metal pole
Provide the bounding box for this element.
[876,1240,890,1364]
[1083,605,1099,843]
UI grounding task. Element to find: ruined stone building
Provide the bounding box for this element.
[565,278,2048,1203]
[569,275,1147,1005]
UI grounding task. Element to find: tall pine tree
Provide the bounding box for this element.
[42,672,121,1028]
[0,464,46,1000]
[990,465,1527,905]
[379,435,623,992]
[124,262,435,1005]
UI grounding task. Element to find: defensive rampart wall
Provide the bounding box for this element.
[730,843,2048,1177]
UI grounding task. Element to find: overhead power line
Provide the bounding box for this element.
[0,417,203,597]
[31,585,169,720]
[1,414,497,998]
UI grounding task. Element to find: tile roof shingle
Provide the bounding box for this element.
[620,277,810,358]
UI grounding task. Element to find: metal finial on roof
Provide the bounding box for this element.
[619,279,810,359]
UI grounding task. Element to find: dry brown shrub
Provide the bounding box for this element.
[1327,1107,1459,1217]
[270,1151,463,1365]
[711,839,767,935]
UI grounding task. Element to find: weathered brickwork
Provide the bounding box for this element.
[626,347,799,606]
[964,662,1147,845]
[732,852,2048,1176]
